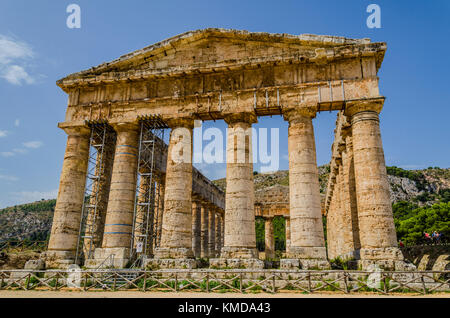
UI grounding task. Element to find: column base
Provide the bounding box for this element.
[153,247,194,259]
[43,250,77,269]
[280,259,330,270]
[286,246,328,259]
[209,258,264,269]
[281,246,330,269]
[210,247,264,269]
[144,258,198,270]
[84,247,131,269]
[148,247,197,269]
[358,247,416,271]
[219,246,260,259]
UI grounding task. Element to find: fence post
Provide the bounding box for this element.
[272,274,276,293]
[113,272,117,291]
[143,271,147,292]
[421,275,427,295]
[239,273,243,293]
[343,272,349,293]
[84,272,88,291]
[307,272,312,293]
[175,273,178,292]
[206,273,210,293]
[54,273,59,291]
[25,273,31,290]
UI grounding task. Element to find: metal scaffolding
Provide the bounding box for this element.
[130,116,168,262]
[76,121,116,264]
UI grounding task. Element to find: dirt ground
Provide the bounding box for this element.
[0,290,448,298]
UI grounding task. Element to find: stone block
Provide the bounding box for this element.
[24,259,46,270]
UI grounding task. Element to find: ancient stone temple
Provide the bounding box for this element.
[45,28,410,270]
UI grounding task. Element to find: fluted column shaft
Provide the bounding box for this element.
[208,206,216,257]
[340,131,361,258]
[284,110,326,260]
[191,200,202,258]
[102,123,139,249]
[215,211,222,255]
[285,217,291,253]
[221,113,258,259]
[156,176,165,247]
[350,109,397,252]
[156,120,194,258]
[265,218,275,259]
[200,203,209,258]
[47,126,91,265]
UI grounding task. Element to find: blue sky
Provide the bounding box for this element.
[0,0,449,208]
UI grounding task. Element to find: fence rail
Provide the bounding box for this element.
[0,269,448,294]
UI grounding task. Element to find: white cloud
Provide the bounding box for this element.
[0,174,19,182]
[23,141,43,149]
[0,34,35,85]
[1,152,15,157]
[0,130,7,137]
[14,119,20,127]
[10,189,58,205]
[1,65,34,85]
[13,148,28,154]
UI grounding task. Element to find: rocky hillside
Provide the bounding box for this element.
[1,166,449,243]
[214,165,450,206]
[0,200,54,242]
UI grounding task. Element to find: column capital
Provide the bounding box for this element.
[224,112,257,125]
[282,106,317,122]
[111,121,140,133]
[62,125,91,137]
[344,97,385,117]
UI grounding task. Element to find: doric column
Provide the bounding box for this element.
[282,108,328,268]
[208,205,216,257]
[156,175,165,247]
[265,218,275,260]
[221,113,258,259]
[326,185,337,260]
[200,202,209,258]
[191,199,202,258]
[221,212,225,249]
[215,210,222,256]
[155,119,195,260]
[285,217,291,253]
[340,127,361,259]
[101,123,140,257]
[345,99,404,268]
[335,159,344,257]
[46,126,91,268]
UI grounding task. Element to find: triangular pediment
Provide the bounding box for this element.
[58,28,385,88]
